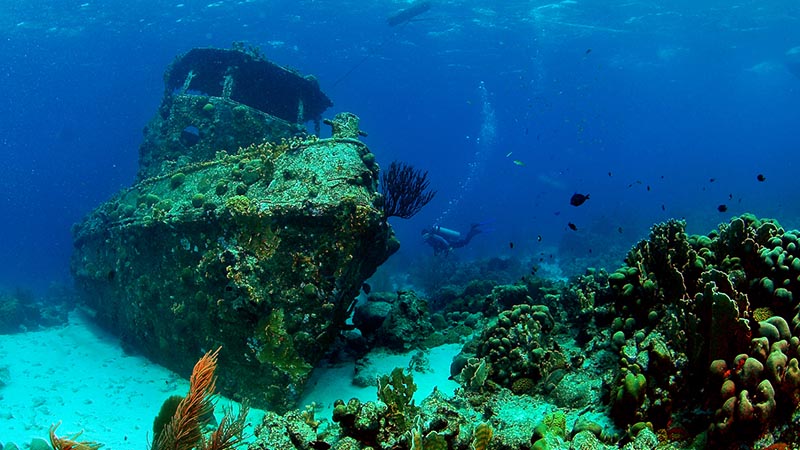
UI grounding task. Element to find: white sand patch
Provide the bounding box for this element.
[301,344,462,420]
[0,310,462,449]
[0,310,260,450]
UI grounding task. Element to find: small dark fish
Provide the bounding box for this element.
[361,283,371,294]
[570,193,590,206]
[608,171,612,177]
[729,193,733,200]
[568,222,578,231]
[585,48,592,55]
[646,185,651,191]
[509,242,514,249]
[537,234,543,242]
[757,173,766,182]
[661,204,666,211]
[628,180,642,188]
[709,178,716,183]
[617,227,623,234]
[717,204,728,213]
[588,248,592,254]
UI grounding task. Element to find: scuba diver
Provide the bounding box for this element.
[422,223,483,255]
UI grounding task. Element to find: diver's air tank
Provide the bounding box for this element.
[433,225,461,240]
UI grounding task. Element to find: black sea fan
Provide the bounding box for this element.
[380,161,436,219]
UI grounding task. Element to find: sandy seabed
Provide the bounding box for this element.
[0,310,459,449]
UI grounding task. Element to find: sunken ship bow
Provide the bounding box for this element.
[70,47,398,412]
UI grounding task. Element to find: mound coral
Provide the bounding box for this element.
[598,214,800,446]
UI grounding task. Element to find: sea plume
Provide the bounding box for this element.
[153,347,219,450]
[49,421,103,450]
[380,160,436,219]
[48,347,248,450]
[153,346,249,450]
[199,401,250,450]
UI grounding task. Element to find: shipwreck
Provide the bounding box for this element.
[71,47,398,411]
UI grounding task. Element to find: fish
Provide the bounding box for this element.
[513,160,525,166]
[361,283,371,294]
[757,173,766,182]
[387,1,432,27]
[718,204,728,212]
[509,242,514,249]
[570,193,590,206]
[617,227,623,233]
[506,151,513,157]
[537,234,543,242]
[568,222,578,231]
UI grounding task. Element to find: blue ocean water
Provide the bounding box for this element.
[1,0,798,291]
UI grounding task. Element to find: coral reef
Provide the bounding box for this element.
[335,214,800,449]
[55,212,800,449]
[468,303,563,393]
[585,214,800,447]
[354,291,435,351]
